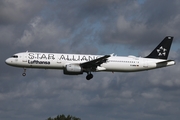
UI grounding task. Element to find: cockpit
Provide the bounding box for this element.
[5,54,21,66]
[12,55,18,58]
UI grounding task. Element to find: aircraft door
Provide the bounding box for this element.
[143,59,148,68]
[22,54,27,63]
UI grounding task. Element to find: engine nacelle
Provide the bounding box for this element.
[63,64,83,75]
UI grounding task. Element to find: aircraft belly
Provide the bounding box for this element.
[102,62,144,72]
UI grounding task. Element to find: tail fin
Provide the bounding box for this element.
[145,36,173,59]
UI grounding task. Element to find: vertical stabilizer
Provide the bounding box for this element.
[145,36,173,59]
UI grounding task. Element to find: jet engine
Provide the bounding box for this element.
[63,64,83,75]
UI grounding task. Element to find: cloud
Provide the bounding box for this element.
[0,0,45,25]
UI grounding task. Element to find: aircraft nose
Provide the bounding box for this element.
[5,58,11,65]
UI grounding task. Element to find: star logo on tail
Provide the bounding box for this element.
[157,46,167,56]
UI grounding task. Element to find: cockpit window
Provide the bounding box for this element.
[12,55,18,58]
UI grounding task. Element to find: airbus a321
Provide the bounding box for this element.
[5,36,175,80]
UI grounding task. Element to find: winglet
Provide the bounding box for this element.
[145,36,173,59]
[110,53,114,56]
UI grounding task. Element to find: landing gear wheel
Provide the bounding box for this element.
[86,73,93,80]
[22,73,26,76]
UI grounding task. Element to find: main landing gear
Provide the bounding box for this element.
[22,68,26,76]
[86,72,93,80]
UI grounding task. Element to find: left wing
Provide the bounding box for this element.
[80,55,110,72]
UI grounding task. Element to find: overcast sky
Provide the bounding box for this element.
[1,0,180,120]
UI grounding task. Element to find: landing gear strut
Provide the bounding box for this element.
[22,68,26,76]
[86,72,93,80]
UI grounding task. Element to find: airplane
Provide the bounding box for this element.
[5,36,175,80]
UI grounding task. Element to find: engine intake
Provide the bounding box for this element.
[63,64,83,75]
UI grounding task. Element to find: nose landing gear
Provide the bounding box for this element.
[22,68,26,76]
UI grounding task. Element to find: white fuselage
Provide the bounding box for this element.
[5,52,175,72]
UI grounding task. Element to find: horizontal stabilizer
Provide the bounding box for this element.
[156,60,175,67]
